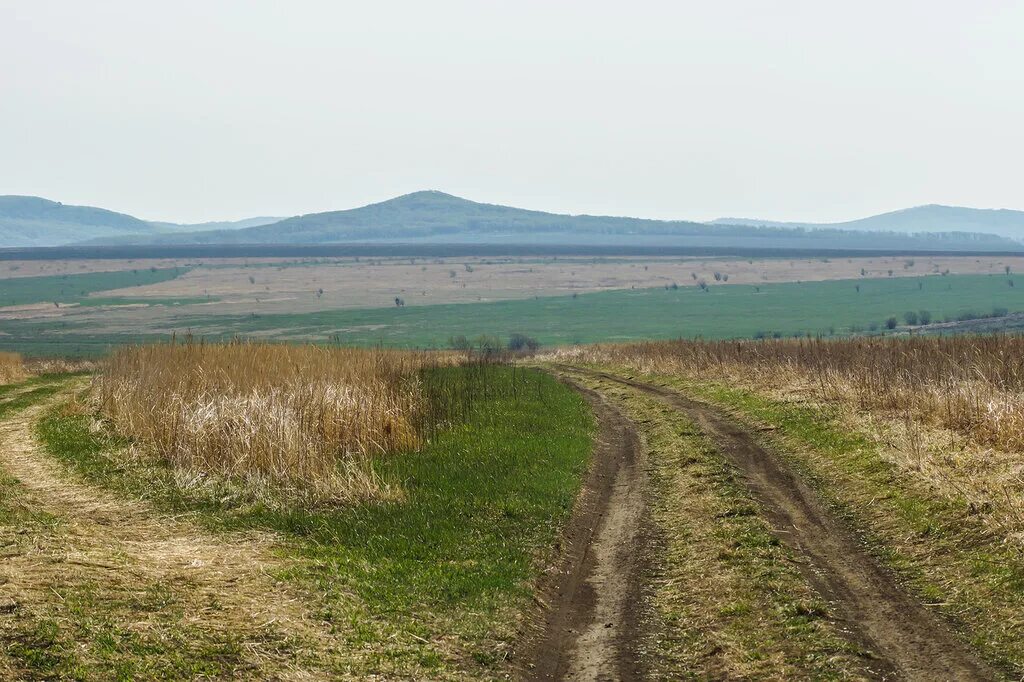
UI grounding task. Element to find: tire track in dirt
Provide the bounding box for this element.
[0,390,345,679]
[520,377,651,681]
[564,365,996,681]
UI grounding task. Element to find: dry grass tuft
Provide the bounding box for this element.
[0,351,28,384]
[92,342,452,502]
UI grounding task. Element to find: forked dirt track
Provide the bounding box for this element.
[520,379,651,681]
[555,365,996,681]
[0,392,344,679]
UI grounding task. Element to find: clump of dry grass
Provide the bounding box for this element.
[92,342,451,502]
[25,357,99,375]
[0,351,29,384]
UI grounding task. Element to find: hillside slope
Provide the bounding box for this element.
[712,205,1024,240]
[81,192,1022,251]
[0,196,287,248]
[0,196,162,247]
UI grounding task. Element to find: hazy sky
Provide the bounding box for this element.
[2,1,1022,223]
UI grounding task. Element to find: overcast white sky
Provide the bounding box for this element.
[2,1,1022,224]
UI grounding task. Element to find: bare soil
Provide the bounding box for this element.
[519,379,651,681]
[564,366,996,681]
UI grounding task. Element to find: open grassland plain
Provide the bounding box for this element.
[1,269,1023,357]
[0,253,1022,355]
[551,336,1024,676]
[0,346,596,679]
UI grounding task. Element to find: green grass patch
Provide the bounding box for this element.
[2,272,1022,357]
[0,268,187,308]
[35,366,594,677]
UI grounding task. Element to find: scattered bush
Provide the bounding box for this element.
[507,333,540,353]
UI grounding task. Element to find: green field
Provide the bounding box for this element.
[0,273,1021,356]
[0,268,187,307]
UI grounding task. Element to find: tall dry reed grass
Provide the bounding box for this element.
[550,336,1024,537]
[92,342,453,502]
[553,336,1024,452]
[0,351,28,385]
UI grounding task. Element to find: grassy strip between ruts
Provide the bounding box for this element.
[561,369,870,679]
[588,364,1024,678]
[31,366,594,679]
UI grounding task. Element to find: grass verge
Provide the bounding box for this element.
[32,366,594,678]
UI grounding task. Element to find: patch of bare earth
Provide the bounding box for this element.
[0,398,351,679]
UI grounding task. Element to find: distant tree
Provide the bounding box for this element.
[449,270,457,278]
[918,310,932,325]
[855,284,860,293]
[691,272,697,280]
[885,316,898,330]
[249,275,256,284]
[1010,280,1015,288]
[722,274,729,281]
[888,269,893,277]
[394,297,405,307]
[713,272,723,281]
[904,311,919,326]
[860,268,867,276]
[507,333,540,353]
[670,282,679,290]
[449,335,471,351]
[1006,265,1012,276]
[474,335,503,354]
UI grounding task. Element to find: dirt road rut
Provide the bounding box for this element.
[557,366,995,681]
[520,379,650,681]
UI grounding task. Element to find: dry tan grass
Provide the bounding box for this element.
[91,341,452,502]
[549,336,1024,541]
[0,351,28,384]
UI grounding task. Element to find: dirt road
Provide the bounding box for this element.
[520,380,651,681]
[529,365,996,681]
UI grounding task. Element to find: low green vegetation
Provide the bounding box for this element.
[2,272,1022,357]
[0,268,187,307]
[33,366,594,677]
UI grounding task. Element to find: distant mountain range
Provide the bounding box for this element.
[711,205,1024,240]
[1,192,1022,251]
[0,196,281,248]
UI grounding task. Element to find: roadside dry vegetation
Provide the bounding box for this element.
[550,335,1024,673]
[91,342,455,502]
[0,351,27,384]
[554,335,1024,537]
